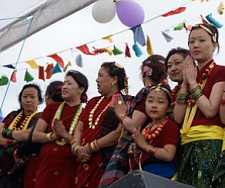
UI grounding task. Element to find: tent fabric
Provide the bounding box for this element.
[0,0,97,52]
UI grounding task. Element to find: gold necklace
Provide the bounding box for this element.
[88,96,110,129]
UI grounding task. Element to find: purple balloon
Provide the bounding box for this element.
[116,0,145,28]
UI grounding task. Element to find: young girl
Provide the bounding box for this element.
[132,84,179,178]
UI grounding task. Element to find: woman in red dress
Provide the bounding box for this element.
[32,70,88,188]
[72,62,132,188]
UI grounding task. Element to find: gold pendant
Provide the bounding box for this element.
[55,138,67,146]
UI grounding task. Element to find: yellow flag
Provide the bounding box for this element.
[26,60,39,69]
[63,61,72,72]
[105,48,113,55]
[218,0,224,15]
[102,36,113,43]
[146,35,153,55]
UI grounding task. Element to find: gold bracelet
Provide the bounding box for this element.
[69,139,78,145]
[46,132,53,142]
[73,145,80,155]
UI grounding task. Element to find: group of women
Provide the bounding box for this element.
[0,23,225,188]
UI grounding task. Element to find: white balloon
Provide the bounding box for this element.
[92,0,116,23]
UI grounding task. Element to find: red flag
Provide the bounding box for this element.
[161,7,186,17]
[77,44,96,55]
[10,70,17,83]
[125,43,131,58]
[39,66,45,81]
[45,64,54,79]
[48,54,64,68]
[200,15,209,24]
[93,47,106,54]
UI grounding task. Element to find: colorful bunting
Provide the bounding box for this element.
[45,64,54,79]
[77,44,96,55]
[76,55,83,67]
[51,63,62,74]
[125,43,131,58]
[184,23,192,31]
[161,29,173,42]
[200,15,209,24]
[0,75,9,86]
[146,35,153,55]
[3,64,15,69]
[93,47,107,54]
[132,42,143,57]
[48,54,65,68]
[131,25,146,46]
[39,66,45,81]
[218,1,224,15]
[105,48,113,56]
[205,13,223,28]
[161,7,186,17]
[63,61,72,72]
[24,70,34,82]
[174,20,186,30]
[102,36,113,43]
[26,60,39,69]
[10,70,17,83]
[112,45,123,55]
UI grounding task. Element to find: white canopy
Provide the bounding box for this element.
[0,0,97,52]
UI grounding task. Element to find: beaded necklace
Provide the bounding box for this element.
[171,84,181,107]
[187,61,215,107]
[52,102,82,145]
[141,118,168,144]
[88,96,110,129]
[8,110,38,130]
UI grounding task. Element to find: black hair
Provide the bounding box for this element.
[19,84,43,104]
[66,70,89,102]
[45,81,64,102]
[165,47,191,70]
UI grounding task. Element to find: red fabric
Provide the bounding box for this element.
[48,54,65,68]
[141,120,180,164]
[45,63,54,79]
[34,102,79,188]
[125,43,131,58]
[38,66,45,81]
[77,44,96,55]
[75,96,113,188]
[23,155,39,188]
[161,7,186,17]
[10,70,17,82]
[192,63,225,127]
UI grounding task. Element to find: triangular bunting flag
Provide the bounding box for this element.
[3,64,15,69]
[146,35,153,55]
[45,64,54,79]
[161,7,186,17]
[200,15,209,24]
[0,75,9,86]
[184,23,192,31]
[102,36,113,43]
[76,55,83,68]
[113,45,123,55]
[125,43,131,58]
[218,1,224,15]
[174,20,186,30]
[105,48,113,56]
[26,60,39,69]
[48,54,65,68]
[51,63,62,74]
[77,44,96,55]
[131,25,145,46]
[93,47,107,54]
[10,70,17,83]
[132,42,143,57]
[24,70,34,82]
[63,61,72,72]
[161,29,173,42]
[39,66,45,81]
[205,13,223,28]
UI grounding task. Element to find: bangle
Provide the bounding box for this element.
[73,145,80,155]
[46,132,53,142]
[93,139,100,151]
[120,113,128,123]
[7,139,14,145]
[69,139,78,145]
[149,146,158,155]
[221,99,225,106]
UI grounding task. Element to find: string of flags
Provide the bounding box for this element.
[0,0,224,86]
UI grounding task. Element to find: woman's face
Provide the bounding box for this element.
[62,76,82,101]
[189,28,216,63]
[21,87,40,115]
[96,67,115,97]
[167,53,184,83]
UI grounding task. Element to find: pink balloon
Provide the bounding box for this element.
[116,0,145,28]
